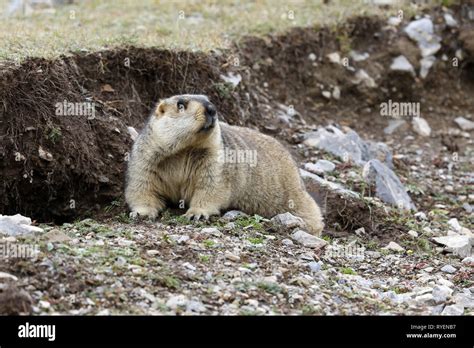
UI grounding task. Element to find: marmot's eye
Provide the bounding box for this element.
[177,100,187,112]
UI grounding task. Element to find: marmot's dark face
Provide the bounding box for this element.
[154,94,218,136]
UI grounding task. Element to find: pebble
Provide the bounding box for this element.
[432,285,453,303]
[225,251,240,262]
[441,304,464,315]
[382,241,405,252]
[440,265,456,274]
[290,230,328,249]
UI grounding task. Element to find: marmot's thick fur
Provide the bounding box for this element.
[125,94,324,235]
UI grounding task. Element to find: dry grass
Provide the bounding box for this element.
[0,0,439,62]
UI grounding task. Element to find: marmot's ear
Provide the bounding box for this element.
[155,101,167,117]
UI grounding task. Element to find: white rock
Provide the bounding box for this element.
[290,230,328,249]
[127,126,138,141]
[352,69,377,88]
[444,13,458,28]
[281,238,294,246]
[412,117,431,137]
[382,241,405,252]
[433,235,472,258]
[308,261,322,272]
[441,304,464,315]
[220,72,241,87]
[461,256,474,266]
[414,212,427,220]
[390,55,415,76]
[332,86,341,100]
[38,146,53,161]
[146,250,160,256]
[0,272,18,281]
[440,265,457,274]
[350,51,369,62]
[327,52,341,64]
[408,230,419,238]
[168,234,190,244]
[222,210,247,221]
[225,251,240,262]
[387,16,402,26]
[454,117,474,131]
[322,91,331,99]
[404,18,441,57]
[166,294,188,310]
[384,120,406,135]
[420,56,436,79]
[432,285,453,303]
[308,53,317,61]
[0,214,44,236]
[201,227,222,237]
[271,212,305,230]
[448,218,462,233]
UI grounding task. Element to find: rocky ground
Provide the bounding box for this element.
[1,116,472,315]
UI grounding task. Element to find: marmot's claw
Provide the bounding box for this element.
[183,209,211,222]
[129,207,158,220]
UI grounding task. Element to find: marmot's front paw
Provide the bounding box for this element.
[129,206,158,220]
[183,207,218,221]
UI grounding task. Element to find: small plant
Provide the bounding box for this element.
[248,237,264,245]
[47,126,62,144]
[340,267,357,275]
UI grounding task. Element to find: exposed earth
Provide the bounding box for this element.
[0,4,473,315]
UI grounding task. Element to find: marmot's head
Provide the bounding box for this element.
[155,94,217,132]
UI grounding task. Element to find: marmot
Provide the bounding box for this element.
[125,94,324,235]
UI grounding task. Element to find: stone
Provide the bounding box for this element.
[127,126,138,141]
[44,229,71,243]
[414,212,427,220]
[0,272,18,281]
[441,304,464,315]
[281,238,294,246]
[303,126,393,167]
[271,212,305,230]
[404,18,441,57]
[362,159,416,210]
[308,53,317,61]
[349,51,369,62]
[447,218,462,233]
[352,69,376,88]
[308,261,322,272]
[168,234,190,244]
[290,230,328,250]
[412,117,431,137]
[225,251,240,262]
[222,210,247,221]
[201,227,222,237]
[0,214,44,236]
[432,285,453,303]
[220,72,241,87]
[433,235,472,258]
[332,87,341,100]
[146,250,160,256]
[300,169,360,199]
[420,56,436,79]
[390,55,415,76]
[166,294,188,310]
[454,117,474,131]
[322,91,331,99]
[382,241,405,252]
[327,52,341,64]
[38,146,53,161]
[408,230,419,238]
[440,265,457,274]
[304,160,335,175]
[384,120,407,135]
[444,13,458,28]
[461,256,474,266]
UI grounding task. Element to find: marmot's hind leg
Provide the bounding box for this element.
[293,191,324,236]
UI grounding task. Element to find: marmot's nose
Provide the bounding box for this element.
[205,103,217,118]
